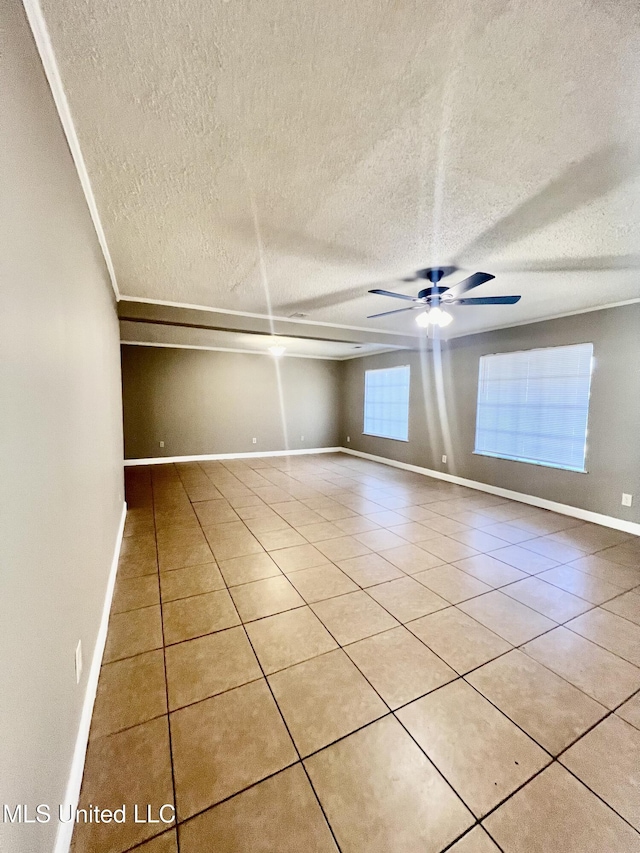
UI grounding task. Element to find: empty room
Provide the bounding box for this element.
[3,0,640,852]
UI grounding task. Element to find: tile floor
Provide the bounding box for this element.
[73,453,640,853]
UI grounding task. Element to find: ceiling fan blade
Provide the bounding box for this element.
[368,289,419,302]
[451,295,522,305]
[367,306,420,319]
[443,272,495,299]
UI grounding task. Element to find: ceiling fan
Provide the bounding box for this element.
[367,267,521,327]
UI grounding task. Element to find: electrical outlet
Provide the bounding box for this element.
[442,455,447,464]
[159,441,164,448]
[622,493,633,507]
[252,437,257,444]
[346,436,350,443]
[301,435,304,441]
[75,640,83,684]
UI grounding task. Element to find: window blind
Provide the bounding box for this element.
[364,365,410,441]
[474,343,593,472]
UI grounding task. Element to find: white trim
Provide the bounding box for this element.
[365,363,411,373]
[340,448,640,536]
[118,296,640,344]
[119,340,401,361]
[117,295,411,338]
[21,0,120,302]
[344,346,406,360]
[120,341,341,360]
[54,501,127,853]
[124,447,342,466]
[441,298,640,342]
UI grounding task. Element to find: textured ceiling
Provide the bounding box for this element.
[41,0,640,339]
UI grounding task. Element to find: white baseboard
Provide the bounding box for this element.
[123,447,343,466]
[339,448,640,537]
[53,501,127,853]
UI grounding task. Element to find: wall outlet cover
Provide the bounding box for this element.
[622,493,633,507]
[252,438,257,444]
[159,440,164,448]
[347,436,351,443]
[442,455,447,464]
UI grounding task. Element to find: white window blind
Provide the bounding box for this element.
[474,343,594,472]
[364,365,410,441]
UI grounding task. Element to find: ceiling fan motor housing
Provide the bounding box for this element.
[417,286,449,300]
[415,266,459,282]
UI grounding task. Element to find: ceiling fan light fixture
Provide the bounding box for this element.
[415,307,453,328]
[429,307,453,327]
[268,345,286,357]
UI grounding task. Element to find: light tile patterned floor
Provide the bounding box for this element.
[73,453,640,853]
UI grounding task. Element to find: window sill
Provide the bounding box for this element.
[363,433,409,443]
[473,451,588,474]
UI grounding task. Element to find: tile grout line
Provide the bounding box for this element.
[189,467,346,853]
[130,467,640,688]
[105,603,637,763]
[118,457,640,851]
[244,562,502,850]
[179,461,346,853]
[439,611,640,836]
[128,466,640,723]
[150,466,181,853]
[556,766,640,839]
[440,821,508,853]
[228,456,640,835]
[241,624,346,853]
[554,683,640,758]
[183,459,514,845]
[119,826,176,853]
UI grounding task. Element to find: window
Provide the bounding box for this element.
[364,365,410,441]
[474,343,593,472]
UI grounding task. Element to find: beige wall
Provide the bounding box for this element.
[0,4,124,852]
[341,305,640,524]
[121,345,341,458]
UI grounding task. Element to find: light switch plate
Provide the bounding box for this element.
[75,640,83,684]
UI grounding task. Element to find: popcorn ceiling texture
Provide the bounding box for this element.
[41,0,640,336]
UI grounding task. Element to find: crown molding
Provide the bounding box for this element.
[120,340,402,361]
[120,341,342,360]
[117,295,413,338]
[22,0,120,301]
